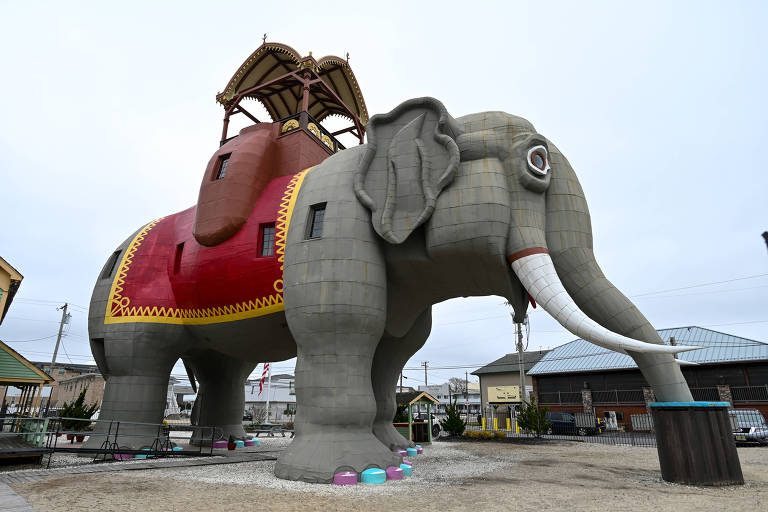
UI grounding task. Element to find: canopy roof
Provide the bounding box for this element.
[0,340,53,386]
[396,391,440,406]
[216,42,368,125]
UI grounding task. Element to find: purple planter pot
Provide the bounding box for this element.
[402,459,412,466]
[212,440,228,449]
[333,471,357,485]
[394,449,407,456]
[386,466,403,480]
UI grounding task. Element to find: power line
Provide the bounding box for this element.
[4,317,63,323]
[0,334,58,343]
[631,273,768,298]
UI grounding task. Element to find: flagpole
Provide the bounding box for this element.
[265,363,272,423]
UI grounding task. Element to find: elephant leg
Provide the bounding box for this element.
[83,325,188,450]
[186,350,256,444]
[371,309,431,450]
[275,304,401,482]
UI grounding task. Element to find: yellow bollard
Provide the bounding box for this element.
[506,418,511,431]
[482,417,486,430]
[515,419,520,434]
[493,418,498,431]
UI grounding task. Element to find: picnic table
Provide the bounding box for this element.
[251,424,295,438]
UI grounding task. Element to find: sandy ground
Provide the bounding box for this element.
[9,439,767,512]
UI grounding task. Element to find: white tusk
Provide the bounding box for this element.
[675,358,698,366]
[509,252,700,356]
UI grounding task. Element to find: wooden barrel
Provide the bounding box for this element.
[650,402,743,486]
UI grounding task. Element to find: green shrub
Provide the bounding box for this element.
[393,403,409,423]
[439,399,466,436]
[516,395,550,437]
[60,387,99,432]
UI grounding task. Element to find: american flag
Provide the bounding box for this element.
[258,362,270,395]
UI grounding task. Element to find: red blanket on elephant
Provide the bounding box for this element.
[104,169,310,325]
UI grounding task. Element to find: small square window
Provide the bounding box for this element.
[215,154,231,180]
[306,203,326,239]
[260,224,276,256]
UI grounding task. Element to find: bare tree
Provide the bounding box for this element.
[448,377,467,396]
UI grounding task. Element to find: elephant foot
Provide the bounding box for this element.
[373,421,414,450]
[274,429,402,483]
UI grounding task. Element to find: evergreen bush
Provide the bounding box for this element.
[393,403,408,423]
[516,395,550,437]
[60,387,99,432]
[439,399,466,436]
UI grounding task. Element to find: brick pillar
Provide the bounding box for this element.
[581,389,593,414]
[643,387,656,412]
[717,385,733,406]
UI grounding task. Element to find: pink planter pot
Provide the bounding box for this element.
[333,471,357,485]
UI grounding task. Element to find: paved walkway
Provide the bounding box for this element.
[0,483,35,512]
[0,450,280,511]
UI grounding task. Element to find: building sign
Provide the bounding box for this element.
[491,386,521,403]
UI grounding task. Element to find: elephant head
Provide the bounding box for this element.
[355,97,695,401]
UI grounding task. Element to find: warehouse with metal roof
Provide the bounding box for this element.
[527,326,768,429]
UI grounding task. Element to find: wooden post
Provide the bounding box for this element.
[301,71,311,113]
[407,403,413,441]
[427,403,432,442]
[650,402,743,486]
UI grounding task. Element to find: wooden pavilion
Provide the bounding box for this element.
[0,340,54,417]
[394,391,440,443]
[216,41,368,147]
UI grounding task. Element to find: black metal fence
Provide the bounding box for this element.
[732,385,768,403]
[0,414,218,466]
[457,408,768,448]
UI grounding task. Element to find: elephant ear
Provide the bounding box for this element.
[354,97,461,244]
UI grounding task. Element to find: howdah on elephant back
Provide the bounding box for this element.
[88,43,697,483]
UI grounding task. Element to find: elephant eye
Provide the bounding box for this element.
[527,145,549,176]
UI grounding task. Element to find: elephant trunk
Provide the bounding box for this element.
[536,144,694,401]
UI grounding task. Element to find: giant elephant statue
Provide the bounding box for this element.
[87,97,695,482]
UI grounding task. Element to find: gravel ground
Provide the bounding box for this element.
[9,439,768,512]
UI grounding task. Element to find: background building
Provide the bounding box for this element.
[244,373,296,422]
[472,350,550,407]
[33,362,100,407]
[417,381,481,416]
[529,326,768,430]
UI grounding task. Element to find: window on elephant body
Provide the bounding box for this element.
[260,224,276,256]
[307,203,326,239]
[215,154,230,180]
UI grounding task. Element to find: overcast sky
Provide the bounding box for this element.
[1,1,766,389]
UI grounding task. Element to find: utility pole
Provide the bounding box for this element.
[516,321,528,403]
[399,371,403,393]
[422,361,428,387]
[465,370,469,422]
[50,303,70,372]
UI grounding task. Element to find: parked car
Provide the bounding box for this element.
[545,411,601,436]
[729,409,768,446]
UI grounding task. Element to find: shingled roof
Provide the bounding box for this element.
[471,350,551,376]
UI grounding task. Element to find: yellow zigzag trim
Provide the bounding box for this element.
[105,168,312,325]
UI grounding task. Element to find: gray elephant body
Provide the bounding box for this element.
[88,98,693,482]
